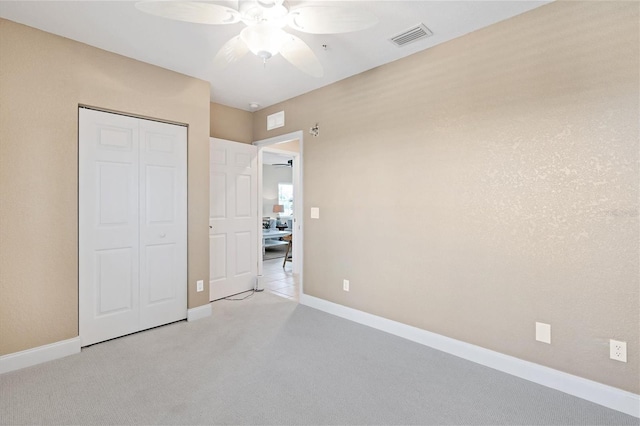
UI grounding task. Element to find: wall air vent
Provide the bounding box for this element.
[390,23,433,47]
[267,111,285,131]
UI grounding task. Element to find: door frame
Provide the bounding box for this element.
[254,131,304,299]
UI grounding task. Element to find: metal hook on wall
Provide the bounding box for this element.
[309,123,319,137]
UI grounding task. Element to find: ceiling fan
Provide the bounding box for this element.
[272,159,293,167]
[135,0,378,77]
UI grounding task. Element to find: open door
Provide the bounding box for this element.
[209,138,258,301]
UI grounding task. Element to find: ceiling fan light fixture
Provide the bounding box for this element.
[240,23,288,60]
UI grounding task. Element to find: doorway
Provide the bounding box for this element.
[261,150,294,262]
[255,131,304,301]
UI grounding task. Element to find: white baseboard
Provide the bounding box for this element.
[1,305,213,374]
[187,303,212,322]
[300,294,640,418]
[0,337,81,375]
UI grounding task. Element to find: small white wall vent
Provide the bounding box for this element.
[390,23,433,47]
[267,111,285,131]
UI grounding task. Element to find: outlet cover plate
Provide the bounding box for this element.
[343,279,349,292]
[196,280,204,292]
[610,339,627,362]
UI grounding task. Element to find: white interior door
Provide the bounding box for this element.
[209,138,258,301]
[79,108,187,347]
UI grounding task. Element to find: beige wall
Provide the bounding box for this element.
[0,19,211,355]
[271,139,300,153]
[210,102,253,143]
[254,2,640,393]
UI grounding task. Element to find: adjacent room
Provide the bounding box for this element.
[0,0,638,424]
[261,146,299,301]
[262,151,294,262]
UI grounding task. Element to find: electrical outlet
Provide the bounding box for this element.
[343,279,349,292]
[535,322,551,344]
[610,339,627,362]
[196,280,204,292]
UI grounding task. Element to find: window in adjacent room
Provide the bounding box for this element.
[278,183,293,216]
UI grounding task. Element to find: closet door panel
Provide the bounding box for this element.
[96,248,134,314]
[139,119,187,329]
[79,109,140,347]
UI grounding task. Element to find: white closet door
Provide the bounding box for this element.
[139,119,187,329]
[79,109,141,346]
[209,138,258,301]
[79,108,187,347]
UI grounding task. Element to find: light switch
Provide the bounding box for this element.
[310,207,320,219]
[535,322,551,344]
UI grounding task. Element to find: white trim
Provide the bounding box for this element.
[0,337,81,375]
[253,130,303,147]
[257,148,264,278]
[291,140,303,278]
[300,294,640,418]
[187,303,212,322]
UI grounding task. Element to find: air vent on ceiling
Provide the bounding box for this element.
[390,23,433,47]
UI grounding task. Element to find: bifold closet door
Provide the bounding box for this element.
[79,108,187,347]
[138,118,187,330]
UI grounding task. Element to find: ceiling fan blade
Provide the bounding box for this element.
[213,35,249,70]
[279,34,323,78]
[288,6,378,35]
[135,1,240,25]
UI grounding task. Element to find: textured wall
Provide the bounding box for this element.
[253,2,640,393]
[210,102,253,143]
[271,139,300,153]
[0,19,211,355]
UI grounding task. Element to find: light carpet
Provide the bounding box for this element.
[0,292,637,425]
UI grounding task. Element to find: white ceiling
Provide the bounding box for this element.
[0,1,550,111]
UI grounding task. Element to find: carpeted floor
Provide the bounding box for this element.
[0,292,637,425]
